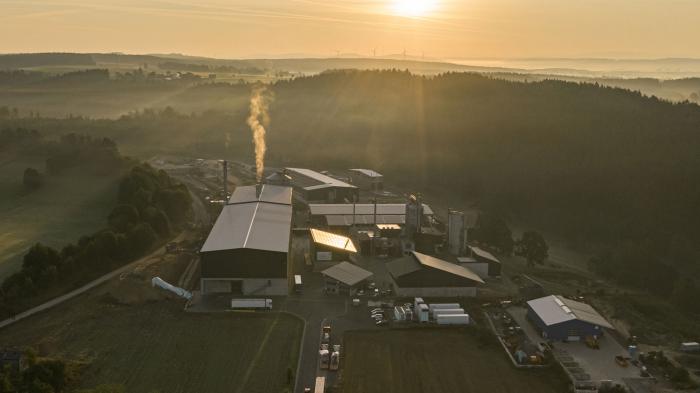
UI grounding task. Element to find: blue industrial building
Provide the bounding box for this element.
[526,295,614,341]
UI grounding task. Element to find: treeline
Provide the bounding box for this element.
[0,163,192,318]
[158,61,266,75]
[0,53,95,69]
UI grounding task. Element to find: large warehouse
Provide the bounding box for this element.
[526,295,614,341]
[199,184,293,295]
[387,251,484,297]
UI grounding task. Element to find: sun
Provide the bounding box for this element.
[391,0,437,17]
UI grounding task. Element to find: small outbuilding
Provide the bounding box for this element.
[321,261,373,295]
[387,251,484,297]
[526,295,614,341]
[467,245,502,277]
[310,228,357,263]
[349,168,384,192]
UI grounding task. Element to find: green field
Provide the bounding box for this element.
[0,297,303,393]
[340,328,570,393]
[0,152,119,278]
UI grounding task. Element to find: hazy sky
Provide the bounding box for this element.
[1,0,699,59]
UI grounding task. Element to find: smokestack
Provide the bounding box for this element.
[222,160,228,204]
[256,182,263,199]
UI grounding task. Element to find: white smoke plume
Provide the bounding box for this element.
[247,85,272,183]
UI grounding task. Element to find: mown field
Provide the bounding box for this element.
[340,328,570,393]
[0,152,119,279]
[0,296,303,393]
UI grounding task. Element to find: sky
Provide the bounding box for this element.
[1,0,700,59]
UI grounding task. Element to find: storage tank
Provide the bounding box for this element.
[437,314,470,325]
[447,210,465,256]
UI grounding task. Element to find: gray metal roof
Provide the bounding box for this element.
[527,295,614,329]
[201,185,293,253]
[286,168,357,190]
[349,169,383,178]
[325,214,405,226]
[309,203,434,216]
[386,252,484,284]
[227,184,292,205]
[469,245,501,264]
[322,262,373,286]
[412,252,485,283]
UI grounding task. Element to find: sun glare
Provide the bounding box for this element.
[391,0,437,17]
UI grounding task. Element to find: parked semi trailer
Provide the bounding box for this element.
[230,298,272,310]
[436,314,470,325]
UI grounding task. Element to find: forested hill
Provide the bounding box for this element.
[2,70,700,287]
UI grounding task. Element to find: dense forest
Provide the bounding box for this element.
[1,70,699,309]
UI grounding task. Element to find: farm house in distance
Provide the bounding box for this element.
[386,251,485,297]
[457,245,502,279]
[526,295,615,341]
[199,184,293,295]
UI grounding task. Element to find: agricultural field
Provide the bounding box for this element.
[0,152,119,279]
[340,328,570,393]
[0,289,303,393]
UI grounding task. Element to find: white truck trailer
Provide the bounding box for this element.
[428,303,461,317]
[436,314,470,325]
[230,298,272,310]
[432,308,466,318]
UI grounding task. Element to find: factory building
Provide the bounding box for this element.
[199,184,292,295]
[349,168,384,192]
[308,203,434,228]
[283,168,358,203]
[466,245,502,277]
[321,261,373,295]
[526,295,614,341]
[386,251,484,297]
[310,228,358,263]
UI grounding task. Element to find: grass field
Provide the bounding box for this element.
[340,328,570,393]
[0,152,120,279]
[0,296,303,393]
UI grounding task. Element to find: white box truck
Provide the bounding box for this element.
[231,298,272,310]
[437,314,470,325]
[319,349,330,369]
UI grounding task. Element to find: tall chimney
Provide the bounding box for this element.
[222,160,228,204]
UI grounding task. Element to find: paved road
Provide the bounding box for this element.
[0,232,185,330]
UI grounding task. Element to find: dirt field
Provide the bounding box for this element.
[0,294,303,393]
[340,328,570,393]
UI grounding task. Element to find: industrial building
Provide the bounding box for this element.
[199,184,293,295]
[386,251,485,297]
[526,295,614,341]
[349,169,384,191]
[321,261,373,295]
[310,228,358,263]
[281,168,359,203]
[465,245,502,277]
[308,203,434,228]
